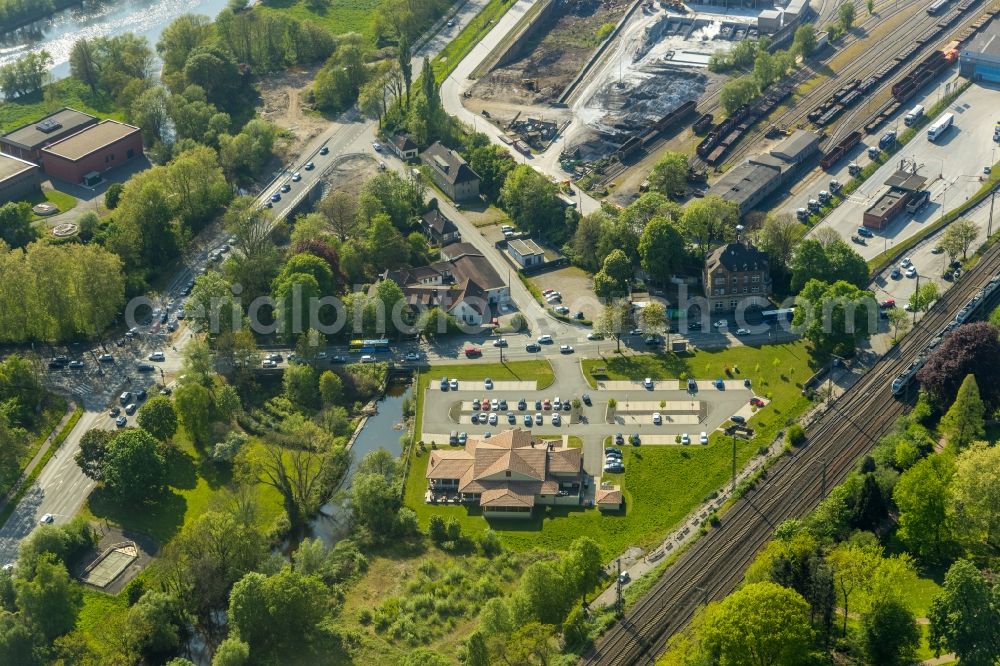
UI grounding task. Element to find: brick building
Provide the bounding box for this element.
[0,153,42,205]
[703,238,772,313]
[0,108,98,162]
[40,120,143,186]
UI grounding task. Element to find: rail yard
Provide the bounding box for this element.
[581,226,1000,666]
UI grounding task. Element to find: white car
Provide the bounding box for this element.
[360,354,375,363]
[900,257,912,268]
[560,345,574,354]
[148,351,165,362]
[404,352,420,361]
[681,433,691,445]
[488,413,498,425]
[39,513,54,525]
[652,412,662,425]
[537,334,553,344]
[699,432,708,444]
[587,332,604,340]
[643,377,653,388]
[449,379,459,390]
[905,267,917,278]
[372,141,383,152]
[735,328,750,336]
[713,320,727,328]
[261,359,277,368]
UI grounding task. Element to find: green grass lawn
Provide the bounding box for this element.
[25,188,78,221]
[258,0,381,42]
[84,428,285,546]
[432,0,518,81]
[0,79,124,134]
[583,342,817,450]
[76,588,128,650]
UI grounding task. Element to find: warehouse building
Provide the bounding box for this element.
[0,108,98,162]
[707,130,822,216]
[959,19,1000,82]
[0,153,42,204]
[40,120,143,186]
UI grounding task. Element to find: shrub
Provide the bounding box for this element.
[786,423,806,446]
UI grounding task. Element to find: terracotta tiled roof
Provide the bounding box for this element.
[426,451,474,480]
[596,486,623,506]
[548,447,581,474]
[481,485,535,508]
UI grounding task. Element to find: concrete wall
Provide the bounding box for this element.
[493,0,561,70]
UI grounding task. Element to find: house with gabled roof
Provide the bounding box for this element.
[425,428,583,518]
[421,141,480,201]
[703,237,772,313]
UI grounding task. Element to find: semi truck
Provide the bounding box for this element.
[927,112,954,142]
[904,104,924,125]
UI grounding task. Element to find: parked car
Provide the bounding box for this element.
[644,377,653,389]
[750,397,765,407]
[535,412,543,425]
[472,399,481,411]
[652,412,662,425]
[735,328,750,336]
[629,433,641,446]
[731,414,746,424]
[582,393,591,405]
[488,413,498,425]
[115,416,127,428]
[98,353,114,363]
[680,433,690,445]
[148,351,165,361]
[458,432,467,445]
[449,379,459,390]
[587,332,604,340]
[68,360,84,369]
[124,403,137,415]
[40,514,54,525]
[119,392,132,405]
[552,413,561,426]
[523,414,532,426]
[404,352,420,361]
[484,378,493,390]
[699,432,709,444]
[136,364,154,374]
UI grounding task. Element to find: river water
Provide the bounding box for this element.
[0,0,232,80]
[310,381,412,547]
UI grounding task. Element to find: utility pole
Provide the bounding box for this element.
[912,272,920,325]
[989,188,996,239]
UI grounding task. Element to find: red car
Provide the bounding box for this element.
[750,397,765,408]
[465,346,482,358]
[543,399,552,410]
[879,299,895,309]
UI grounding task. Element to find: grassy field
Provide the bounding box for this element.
[258,0,380,43]
[0,78,124,134]
[84,428,285,546]
[76,588,129,651]
[27,188,78,221]
[582,342,817,449]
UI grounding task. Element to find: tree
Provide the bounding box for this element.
[318,371,343,406]
[128,590,190,660]
[917,322,1000,409]
[701,582,813,666]
[569,211,610,272]
[74,429,115,481]
[350,471,400,538]
[928,560,1000,665]
[157,14,212,77]
[228,568,327,662]
[887,306,911,340]
[720,76,759,114]
[753,50,778,89]
[894,454,954,562]
[793,24,818,56]
[365,214,410,275]
[790,239,830,293]
[283,364,318,411]
[639,301,667,336]
[862,597,920,666]
[0,417,27,494]
[756,213,804,279]
[69,37,101,93]
[951,444,1000,557]
[680,195,738,261]
[648,151,689,199]
[317,191,359,241]
[908,282,939,313]
[173,381,213,444]
[0,202,38,250]
[101,429,167,504]
[867,0,875,14]
[397,32,412,105]
[793,279,876,357]
[466,141,515,201]
[212,635,250,666]
[596,300,631,351]
[136,396,178,441]
[940,218,978,260]
[245,438,341,530]
[500,165,563,240]
[14,554,82,641]
[824,238,868,288]
[939,374,985,449]
[639,216,685,284]
[838,2,856,31]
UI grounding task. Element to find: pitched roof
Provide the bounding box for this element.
[392,133,418,151]
[596,485,623,506]
[423,141,480,185]
[421,209,458,236]
[440,253,505,291]
[547,447,581,474]
[481,486,535,508]
[509,238,545,256]
[706,240,769,273]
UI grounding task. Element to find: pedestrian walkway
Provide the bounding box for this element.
[0,402,76,513]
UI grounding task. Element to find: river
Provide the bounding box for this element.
[0,0,232,80]
[310,380,412,547]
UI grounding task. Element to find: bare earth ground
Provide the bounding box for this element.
[470,0,630,105]
[256,65,329,162]
[320,154,382,197]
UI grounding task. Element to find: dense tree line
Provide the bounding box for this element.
[0,0,76,31]
[0,50,51,98]
[214,7,335,73]
[0,242,125,342]
[712,27,816,114]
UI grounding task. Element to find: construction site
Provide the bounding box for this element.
[465,0,798,172]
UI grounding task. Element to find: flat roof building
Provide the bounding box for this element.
[863,164,928,229]
[0,153,42,205]
[959,18,1000,82]
[0,108,98,162]
[508,238,545,268]
[707,130,822,217]
[40,120,143,186]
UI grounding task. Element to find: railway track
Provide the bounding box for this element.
[581,240,1000,666]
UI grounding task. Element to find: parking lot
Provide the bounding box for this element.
[421,369,757,477]
[782,78,999,259]
[528,266,603,323]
